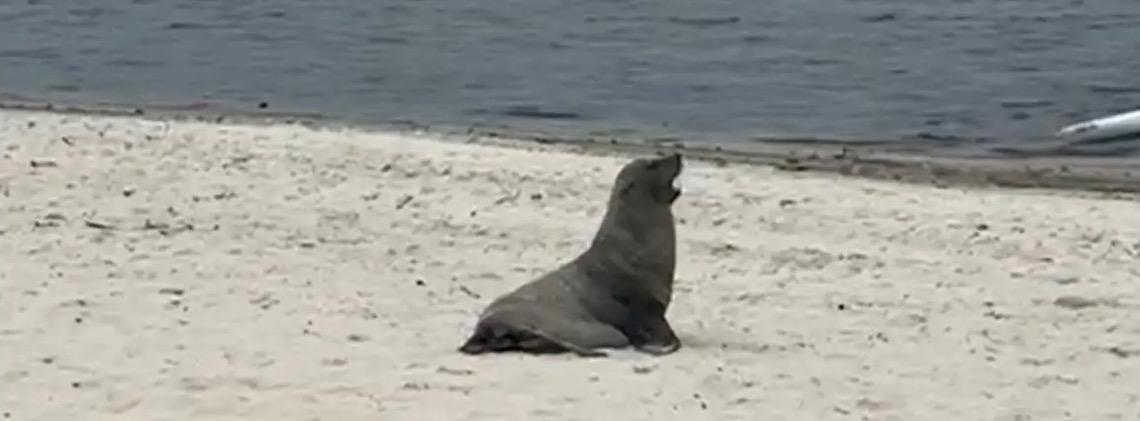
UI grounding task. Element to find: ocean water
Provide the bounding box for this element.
[2,0,1139,157]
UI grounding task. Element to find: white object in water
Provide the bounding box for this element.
[1055,108,1140,142]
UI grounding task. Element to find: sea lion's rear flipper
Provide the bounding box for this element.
[459,314,628,357]
[458,321,568,355]
[629,316,682,356]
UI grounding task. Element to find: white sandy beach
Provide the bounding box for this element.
[1,109,1138,420]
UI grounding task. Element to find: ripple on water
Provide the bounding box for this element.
[666,16,741,27]
[498,105,583,121]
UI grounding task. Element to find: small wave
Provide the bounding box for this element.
[359,75,386,85]
[166,21,210,30]
[862,13,898,23]
[67,6,114,19]
[104,58,162,68]
[748,136,896,148]
[46,84,81,93]
[584,16,651,24]
[990,143,1140,158]
[1067,132,1140,147]
[0,47,59,60]
[667,16,741,27]
[1088,84,1140,95]
[366,36,411,45]
[912,132,989,143]
[499,105,582,120]
[740,34,769,43]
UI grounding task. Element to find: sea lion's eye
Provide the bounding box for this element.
[646,161,659,170]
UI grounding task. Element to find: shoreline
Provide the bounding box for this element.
[2,98,1138,196]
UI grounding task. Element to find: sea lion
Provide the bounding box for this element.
[459,153,684,357]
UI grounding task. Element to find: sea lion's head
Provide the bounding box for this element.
[612,153,683,205]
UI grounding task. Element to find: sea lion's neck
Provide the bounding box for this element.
[584,199,675,274]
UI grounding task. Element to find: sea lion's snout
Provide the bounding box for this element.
[612,153,685,204]
[650,152,682,174]
[647,153,683,203]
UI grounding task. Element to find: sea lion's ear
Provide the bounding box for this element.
[620,180,636,196]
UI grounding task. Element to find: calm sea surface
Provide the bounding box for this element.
[2,0,1139,157]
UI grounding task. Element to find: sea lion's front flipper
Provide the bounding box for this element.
[629,316,681,356]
